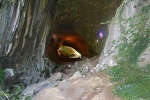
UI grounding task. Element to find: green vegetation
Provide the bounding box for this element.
[3,0,15,5]
[0,68,30,100]
[8,84,31,100]
[0,68,7,99]
[0,68,9,99]
[108,1,150,100]
[0,68,4,87]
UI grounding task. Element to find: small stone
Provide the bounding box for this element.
[68,65,71,68]
[96,88,102,93]
[69,71,82,80]
[83,96,88,100]
[50,72,62,83]
[0,96,7,100]
[81,66,89,75]
[82,75,85,78]
[4,68,14,79]
[92,90,95,93]
[74,62,78,68]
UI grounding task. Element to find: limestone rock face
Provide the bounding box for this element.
[0,0,56,85]
[92,0,150,72]
[22,72,63,98]
[0,1,14,55]
[4,68,15,87]
[4,68,14,79]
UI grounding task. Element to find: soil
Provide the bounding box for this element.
[33,72,120,100]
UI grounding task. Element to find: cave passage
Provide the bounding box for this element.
[46,26,97,65]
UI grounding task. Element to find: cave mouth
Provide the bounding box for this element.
[46,27,97,65]
[45,0,123,65]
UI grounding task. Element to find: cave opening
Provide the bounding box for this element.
[45,0,122,66]
[46,24,97,65]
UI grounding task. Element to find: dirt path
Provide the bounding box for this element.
[33,72,120,100]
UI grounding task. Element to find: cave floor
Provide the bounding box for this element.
[33,71,120,100]
[23,56,121,100]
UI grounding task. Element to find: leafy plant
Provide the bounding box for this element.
[0,68,4,87]
[108,1,150,100]
[0,68,9,99]
[0,68,30,100]
[2,0,15,6]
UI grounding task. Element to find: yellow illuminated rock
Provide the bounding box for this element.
[57,45,81,58]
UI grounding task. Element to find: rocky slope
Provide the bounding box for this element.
[33,72,119,100]
[22,56,120,100]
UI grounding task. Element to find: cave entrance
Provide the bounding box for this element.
[45,0,122,65]
[46,26,97,65]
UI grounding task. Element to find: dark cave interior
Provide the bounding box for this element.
[46,25,97,65]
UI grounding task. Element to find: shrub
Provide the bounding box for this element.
[108,1,150,100]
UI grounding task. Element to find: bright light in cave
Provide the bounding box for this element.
[99,31,103,39]
[57,45,81,58]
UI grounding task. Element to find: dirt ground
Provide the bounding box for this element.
[33,72,120,100]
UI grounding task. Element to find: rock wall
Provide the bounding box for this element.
[92,0,150,72]
[0,0,14,54]
[0,0,56,85]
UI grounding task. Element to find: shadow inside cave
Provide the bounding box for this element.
[46,29,97,65]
